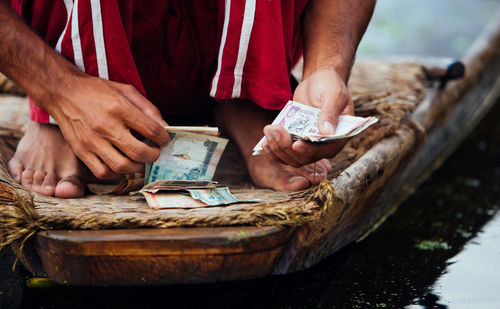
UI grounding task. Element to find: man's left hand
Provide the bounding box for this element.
[261,69,353,167]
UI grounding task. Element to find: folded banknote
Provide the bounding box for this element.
[253,101,378,155]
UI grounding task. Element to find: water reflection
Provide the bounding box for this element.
[431,214,500,308]
[319,100,500,309]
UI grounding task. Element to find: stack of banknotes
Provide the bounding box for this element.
[139,128,258,209]
[137,180,247,209]
[253,101,378,155]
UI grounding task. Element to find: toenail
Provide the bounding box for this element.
[44,185,53,191]
[288,176,306,184]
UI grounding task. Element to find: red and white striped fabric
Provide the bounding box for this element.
[10,0,309,123]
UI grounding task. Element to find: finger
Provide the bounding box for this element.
[292,139,347,161]
[262,141,287,165]
[110,81,166,125]
[78,151,120,180]
[318,89,350,135]
[264,125,304,167]
[290,140,320,165]
[123,108,170,147]
[111,129,162,163]
[341,96,355,116]
[94,141,144,174]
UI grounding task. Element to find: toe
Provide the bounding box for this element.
[31,170,46,193]
[8,159,23,183]
[55,176,85,198]
[21,169,34,190]
[319,159,333,173]
[40,173,57,196]
[294,163,327,185]
[281,175,310,191]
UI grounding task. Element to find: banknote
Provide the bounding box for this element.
[141,191,208,209]
[141,180,219,193]
[141,186,257,209]
[164,126,220,136]
[187,187,241,206]
[145,131,228,184]
[143,180,218,190]
[253,101,378,155]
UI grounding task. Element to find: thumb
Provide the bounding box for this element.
[318,91,347,135]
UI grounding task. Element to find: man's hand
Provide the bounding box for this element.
[46,76,170,180]
[0,1,170,180]
[259,0,374,168]
[261,69,353,167]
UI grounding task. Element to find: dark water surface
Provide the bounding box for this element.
[2,0,500,308]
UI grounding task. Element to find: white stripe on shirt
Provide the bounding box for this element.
[210,0,231,97]
[71,0,85,71]
[90,0,109,79]
[55,0,73,54]
[231,0,256,98]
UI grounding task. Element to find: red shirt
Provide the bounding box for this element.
[10,0,308,123]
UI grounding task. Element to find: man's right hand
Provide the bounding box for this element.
[45,76,170,180]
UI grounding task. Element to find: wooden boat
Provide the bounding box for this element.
[1,10,500,286]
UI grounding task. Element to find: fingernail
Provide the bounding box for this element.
[262,142,270,154]
[271,132,281,142]
[161,119,168,128]
[266,134,273,142]
[288,176,306,184]
[295,145,307,154]
[322,121,335,135]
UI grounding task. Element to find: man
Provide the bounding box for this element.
[0,0,375,198]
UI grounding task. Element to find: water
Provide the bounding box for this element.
[319,100,500,308]
[2,0,500,308]
[358,0,500,58]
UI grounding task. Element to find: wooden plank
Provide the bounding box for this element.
[34,226,292,285]
[36,248,285,286]
[37,226,290,255]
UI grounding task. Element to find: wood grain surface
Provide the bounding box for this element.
[35,226,292,285]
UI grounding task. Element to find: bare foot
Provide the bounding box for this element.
[8,121,86,198]
[215,100,332,191]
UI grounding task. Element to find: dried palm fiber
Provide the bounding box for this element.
[0,61,429,254]
[0,73,25,95]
